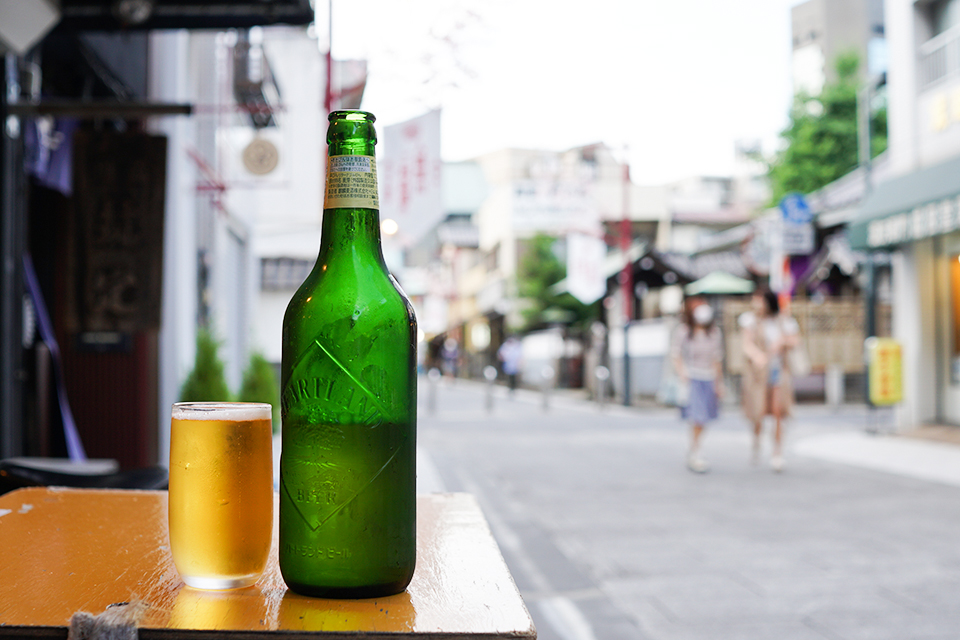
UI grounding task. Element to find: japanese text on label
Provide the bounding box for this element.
[324,155,379,210]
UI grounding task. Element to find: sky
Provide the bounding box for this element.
[328,0,801,185]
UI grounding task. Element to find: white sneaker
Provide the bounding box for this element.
[771,455,785,473]
[687,455,710,474]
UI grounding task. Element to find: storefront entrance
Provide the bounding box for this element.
[939,233,960,425]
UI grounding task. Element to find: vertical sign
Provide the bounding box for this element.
[566,232,607,304]
[380,110,443,245]
[773,193,814,293]
[779,192,815,256]
[72,130,167,332]
[866,337,903,406]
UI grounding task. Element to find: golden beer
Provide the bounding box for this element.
[169,403,274,590]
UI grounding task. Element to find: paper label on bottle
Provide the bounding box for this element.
[323,155,379,210]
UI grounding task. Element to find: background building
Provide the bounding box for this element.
[0,2,316,465]
[791,0,886,95]
[848,0,960,430]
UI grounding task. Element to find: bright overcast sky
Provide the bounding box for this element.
[328,0,801,185]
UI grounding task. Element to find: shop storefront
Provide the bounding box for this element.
[849,154,960,429]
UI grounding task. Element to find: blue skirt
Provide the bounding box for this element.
[681,379,719,424]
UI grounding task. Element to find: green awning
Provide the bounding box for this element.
[684,271,755,295]
[848,154,960,250]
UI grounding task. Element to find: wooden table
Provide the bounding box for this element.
[0,487,536,639]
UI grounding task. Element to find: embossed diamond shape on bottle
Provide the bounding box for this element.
[280,337,402,531]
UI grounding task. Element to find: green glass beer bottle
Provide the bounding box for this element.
[279,110,417,598]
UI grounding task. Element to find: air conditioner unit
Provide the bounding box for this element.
[0,0,61,55]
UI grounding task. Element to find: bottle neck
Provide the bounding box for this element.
[318,207,385,268]
[327,110,377,157]
[319,111,384,267]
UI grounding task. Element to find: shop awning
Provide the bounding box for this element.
[848,154,960,250]
[684,271,755,296]
[56,0,315,30]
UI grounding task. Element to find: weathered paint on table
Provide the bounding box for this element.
[0,488,535,639]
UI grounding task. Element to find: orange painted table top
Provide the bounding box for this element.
[0,488,535,639]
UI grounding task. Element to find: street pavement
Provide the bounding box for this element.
[413,377,960,640]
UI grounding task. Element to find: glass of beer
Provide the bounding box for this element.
[168,402,274,590]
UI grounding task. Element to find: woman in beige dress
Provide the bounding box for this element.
[739,289,799,472]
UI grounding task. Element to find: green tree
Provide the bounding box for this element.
[516,234,597,331]
[871,101,888,158]
[179,327,232,402]
[768,51,887,203]
[238,351,281,432]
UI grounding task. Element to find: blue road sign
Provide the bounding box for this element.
[780,193,813,225]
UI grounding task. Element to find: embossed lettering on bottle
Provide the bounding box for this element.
[280,334,403,532]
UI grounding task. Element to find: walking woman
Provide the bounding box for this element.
[738,289,799,472]
[671,297,724,473]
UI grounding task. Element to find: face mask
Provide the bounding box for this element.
[693,305,714,326]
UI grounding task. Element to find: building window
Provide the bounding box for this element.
[933,0,960,35]
[261,257,312,291]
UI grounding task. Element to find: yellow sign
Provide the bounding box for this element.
[866,337,903,406]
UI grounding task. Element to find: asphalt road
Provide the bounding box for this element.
[416,377,960,640]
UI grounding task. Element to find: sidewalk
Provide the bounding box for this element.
[792,420,960,488]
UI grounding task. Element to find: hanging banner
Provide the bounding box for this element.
[380,110,443,245]
[72,130,167,332]
[566,232,607,304]
[510,151,598,233]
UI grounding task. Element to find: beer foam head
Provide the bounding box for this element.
[173,402,271,421]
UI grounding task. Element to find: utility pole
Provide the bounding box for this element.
[858,73,885,415]
[858,73,884,342]
[324,0,333,115]
[619,152,632,407]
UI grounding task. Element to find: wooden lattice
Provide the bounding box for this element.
[719,298,890,374]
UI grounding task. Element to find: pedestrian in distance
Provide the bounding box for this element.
[441,337,459,379]
[497,336,523,394]
[738,288,800,473]
[671,297,724,474]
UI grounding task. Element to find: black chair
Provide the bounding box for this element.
[0,459,168,495]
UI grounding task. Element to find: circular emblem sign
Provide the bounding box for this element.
[242,138,279,175]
